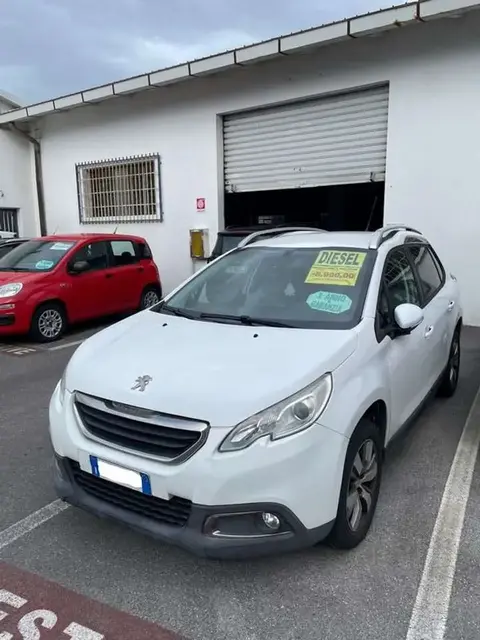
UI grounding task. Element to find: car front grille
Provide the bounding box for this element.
[68,460,192,527]
[74,393,206,462]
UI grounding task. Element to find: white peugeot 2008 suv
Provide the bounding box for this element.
[49,224,462,558]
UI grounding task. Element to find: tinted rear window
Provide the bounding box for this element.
[213,234,245,255]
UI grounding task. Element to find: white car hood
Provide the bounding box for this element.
[66,310,358,427]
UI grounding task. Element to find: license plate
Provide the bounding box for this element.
[89,456,152,495]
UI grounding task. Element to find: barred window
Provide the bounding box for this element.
[76,154,162,224]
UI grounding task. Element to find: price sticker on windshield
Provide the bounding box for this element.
[305,250,367,287]
[50,242,74,251]
[35,259,54,270]
[307,291,353,314]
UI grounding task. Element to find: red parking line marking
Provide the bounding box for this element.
[0,561,185,639]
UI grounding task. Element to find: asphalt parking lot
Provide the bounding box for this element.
[1,323,480,640]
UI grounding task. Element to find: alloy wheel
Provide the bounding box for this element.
[346,439,379,532]
[449,334,460,385]
[38,309,63,339]
[143,290,160,308]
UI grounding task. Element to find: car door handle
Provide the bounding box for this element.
[105,273,114,279]
[447,301,455,312]
[424,325,434,338]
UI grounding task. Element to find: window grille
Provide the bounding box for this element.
[0,208,19,236]
[76,154,162,224]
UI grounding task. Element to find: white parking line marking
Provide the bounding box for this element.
[0,345,38,356]
[48,340,84,352]
[406,384,480,640]
[0,500,69,552]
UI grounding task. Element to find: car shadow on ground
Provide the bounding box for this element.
[0,313,128,349]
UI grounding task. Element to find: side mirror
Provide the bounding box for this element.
[70,260,90,274]
[394,303,424,334]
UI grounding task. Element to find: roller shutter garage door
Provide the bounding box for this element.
[223,85,389,193]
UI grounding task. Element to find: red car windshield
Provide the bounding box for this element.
[0,240,77,272]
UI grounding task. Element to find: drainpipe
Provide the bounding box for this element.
[1,123,47,236]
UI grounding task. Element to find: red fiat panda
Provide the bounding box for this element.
[0,233,162,342]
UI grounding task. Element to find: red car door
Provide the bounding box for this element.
[63,240,116,322]
[107,239,144,312]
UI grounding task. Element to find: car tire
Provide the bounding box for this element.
[30,302,67,343]
[437,328,461,398]
[326,418,383,550]
[139,285,161,311]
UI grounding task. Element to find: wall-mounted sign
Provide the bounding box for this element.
[196,198,206,212]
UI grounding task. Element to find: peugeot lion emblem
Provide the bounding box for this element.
[131,375,153,392]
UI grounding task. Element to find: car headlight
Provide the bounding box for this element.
[0,283,23,298]
[219,373,333,452]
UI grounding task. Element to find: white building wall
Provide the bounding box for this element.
[0,113,39,237]
[38,11,480,323]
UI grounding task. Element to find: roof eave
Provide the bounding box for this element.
[0,90,23,110]
[0,0,478,126]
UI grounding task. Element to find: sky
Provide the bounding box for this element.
[0,0,392,105]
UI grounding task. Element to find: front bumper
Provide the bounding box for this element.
[0,301,30,335]
[54,454,334,559]
[50,384,347,559]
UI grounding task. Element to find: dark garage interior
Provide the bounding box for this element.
[223,181,385,232]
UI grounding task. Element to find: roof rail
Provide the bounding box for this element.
[237,226,326,249]
[369,224,423,250]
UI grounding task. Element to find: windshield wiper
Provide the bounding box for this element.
[199,312,295,328]
[240,316,296,328]
[155,303,198,320]
[0,267,31,272]
[155,304,295,327]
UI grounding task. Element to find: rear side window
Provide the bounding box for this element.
[110,240,138,266]
[407,244,444,303]
[137,241,152,260]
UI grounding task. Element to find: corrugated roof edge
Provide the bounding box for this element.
[0,0,478,125]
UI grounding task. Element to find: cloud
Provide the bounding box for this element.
[107,29,259,75]
[0,0,389,103]
[0,65,37,102]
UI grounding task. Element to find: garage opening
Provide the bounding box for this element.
[223,85,388,233]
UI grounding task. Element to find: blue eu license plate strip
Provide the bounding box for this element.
[90,455,152,495]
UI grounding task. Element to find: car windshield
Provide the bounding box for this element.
[0,239,77,272]
[156,245,376,329]
[0,244,17,260]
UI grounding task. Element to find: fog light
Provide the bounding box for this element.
[0,303,14,311]
[261,512,281,531]
[204,511,289,537]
